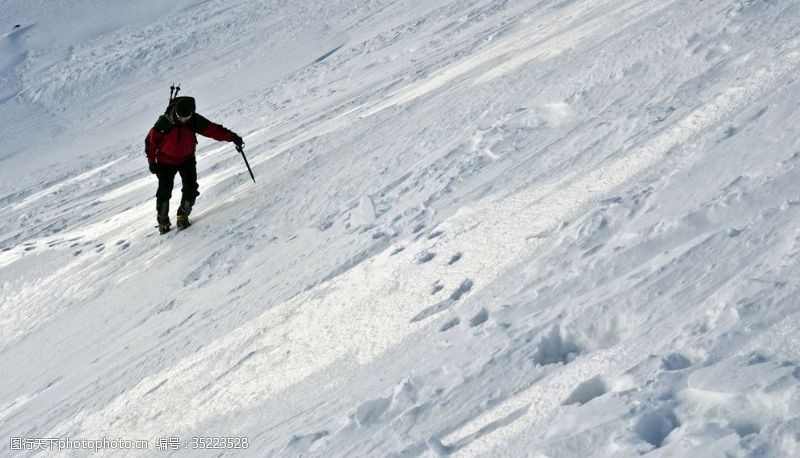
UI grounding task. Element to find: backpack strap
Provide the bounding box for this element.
[153,115,174,134]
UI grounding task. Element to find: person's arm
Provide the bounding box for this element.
[194,114,242,145]
[145,128,164,164]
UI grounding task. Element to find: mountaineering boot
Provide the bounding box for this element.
[176,197,193,230]
[157,216,172,234]
[157,200,171,234]
[176,215,191,230]
[177,197,193,217]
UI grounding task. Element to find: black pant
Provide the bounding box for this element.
[155,159,199,218]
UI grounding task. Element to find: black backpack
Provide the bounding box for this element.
[152,96,210,139]
[145,85,212,151]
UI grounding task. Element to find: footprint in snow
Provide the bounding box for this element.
[634,408,678,448]
[411,279,474,323]
[439,317,460,332]
[428,230,444,239]
[283,431,329,454]
[431,281,444,295]
[354,396,392,426]
[530,325,583,366]
[661,353,693,371]
[468,308,489,327]
[449,278,473,301]
[417,251,436,264]
[562,375,607,406]
[156,299,177,314]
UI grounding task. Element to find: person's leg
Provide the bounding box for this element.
[155,163,179,228]
[177,158,199,218]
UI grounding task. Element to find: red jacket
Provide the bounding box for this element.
[146,112,237,165]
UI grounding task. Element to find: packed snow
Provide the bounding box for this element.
[2,0,800,456]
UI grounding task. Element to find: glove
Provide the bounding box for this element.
[149,162,158,174]
[233,134,244,149]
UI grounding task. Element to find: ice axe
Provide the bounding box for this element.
[236,144,255,183]
[169,83,180,101]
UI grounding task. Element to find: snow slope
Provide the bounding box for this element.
[2,0,800,456]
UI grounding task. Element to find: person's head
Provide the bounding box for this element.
[174,97,195,123]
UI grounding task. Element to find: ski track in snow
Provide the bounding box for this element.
[2,0,800,456]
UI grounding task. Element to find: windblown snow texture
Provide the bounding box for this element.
[2,0,800,456]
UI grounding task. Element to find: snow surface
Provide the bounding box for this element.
[2,0,800,456]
